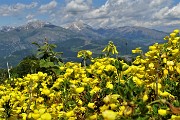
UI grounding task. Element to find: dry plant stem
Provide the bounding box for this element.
[166,102,180,114]
[83,59,86,69]
[7,62,11,79]
[83,53,86,69]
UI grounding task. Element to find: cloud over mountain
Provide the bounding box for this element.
[39,1,58,13]
[0,0,179,32]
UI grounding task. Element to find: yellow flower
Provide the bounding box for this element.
[77,52,83,58]
[171,115,180,120]
[140,59,147,64]
[77,99,83,106]
[163,69,168,76]
[122,64,129,71]
[0,108,5,112]
[66,110,74,117]
[132,47,142,54]
[32,113,40,119]
[59,66,65,70]
[120,79,125,84]
[66,68,74,74]
[89,114,97,120]
[96,69,102,74]
[143,94,148,102]
[159,91,173,97]
[41,113,52,120]
[80,107,86,112]
[100,105,109,112]
[102,110,117,120]
[88,103,95,109]
[174,29,179,34]
[86,50,92,56]
[136,73,144,79]
[110,103,117,110]
[39,108,46,114]
[172,40,178,44]
[170,33,177,38]
[68,117,77,120]
[172,49,179,55]
[163,58,167,63]
[105,65,116,71]
[90,86,100,95]
[103,95,111,104]
[133,77,143,86]
[148,83,162,90]
[106,82,113,89]
[41,88,50,96]
[36,97,44,103]
[22,113,27,120]
[75,87,84,94]
[167,61,174,66]
[149,63,154,68]
[158,109,167,116]
[176,67,180,74]
[119,106,126,116]
[149,46,156,50]
[111,94,120,100]
[169,66,174,71]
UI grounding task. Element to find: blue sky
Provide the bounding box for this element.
[0,0,179,32]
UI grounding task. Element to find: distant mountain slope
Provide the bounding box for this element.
[0,21,168,68]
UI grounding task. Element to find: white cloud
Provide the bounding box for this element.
[167,3,180,18]
[48,0,180,32]
[79,0,179,31]
[39,1,57,13]
[0,2,38,16]
[65,0,91,14]
[1,0,179,32]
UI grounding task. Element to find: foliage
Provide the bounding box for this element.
[32,40,64,80]
[0,29,180,120]
[9,40,64,80]
[10,55,40,78]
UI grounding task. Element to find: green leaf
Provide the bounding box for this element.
[49,44,57,48]
[39,59,47,67]
[32,42,40,48]
[152,104,158,114]
[128,78,135,90]
[58,62,64,66]
[40,45,47,51]
[46,62,54,67]
[136,116,149,120]
[37,51,43,56]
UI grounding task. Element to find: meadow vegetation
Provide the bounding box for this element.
[0,29,180,120]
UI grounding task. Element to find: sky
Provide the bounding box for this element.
[0,0,180,32]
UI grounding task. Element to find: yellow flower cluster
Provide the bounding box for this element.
[0,29,179,119]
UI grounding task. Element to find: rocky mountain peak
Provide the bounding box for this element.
[0,26,15,32]
[65,21,92,31]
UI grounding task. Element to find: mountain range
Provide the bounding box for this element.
[0,20,168,68]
